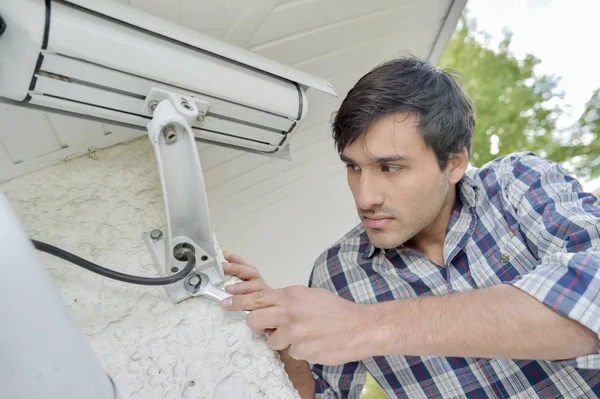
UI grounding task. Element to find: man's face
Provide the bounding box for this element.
[342,113,453,249]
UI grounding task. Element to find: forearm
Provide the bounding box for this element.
[367,284,598,360]
[279,349,315,398]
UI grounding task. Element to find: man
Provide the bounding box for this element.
[220,56,600,398]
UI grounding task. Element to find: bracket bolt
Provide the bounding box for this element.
[187,274,200,287]
[150,229,163,240]
[197,110,206,122]
[180,98,193,111]
[148,100,158,111]
[162,124,177,144]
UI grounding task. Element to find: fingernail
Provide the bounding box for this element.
[221,297,232,308]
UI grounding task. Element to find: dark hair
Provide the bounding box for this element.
[331,56,475,169]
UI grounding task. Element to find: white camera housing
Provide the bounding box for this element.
[0,0,338,303]
[0,0,337,157]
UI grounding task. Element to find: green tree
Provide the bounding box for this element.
[546,88,600,180]
[438,15,600,180]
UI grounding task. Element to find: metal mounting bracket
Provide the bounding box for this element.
[141,88,223,303]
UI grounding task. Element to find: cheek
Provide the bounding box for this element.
[389,171,442,203]
[383,179,416,212]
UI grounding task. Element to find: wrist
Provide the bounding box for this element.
[351,302,396,359]
[278,347,293,360]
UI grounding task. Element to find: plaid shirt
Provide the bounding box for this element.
[308,152,600,398]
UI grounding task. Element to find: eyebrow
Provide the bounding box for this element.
[340,154,409,165]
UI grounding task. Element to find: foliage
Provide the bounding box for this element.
[438,15,600,179]
[546,88,600,180]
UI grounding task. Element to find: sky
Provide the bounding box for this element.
[466,0,600,190]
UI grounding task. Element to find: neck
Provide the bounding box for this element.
[405,184,457,266]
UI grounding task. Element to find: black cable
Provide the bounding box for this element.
[31,239,195,286]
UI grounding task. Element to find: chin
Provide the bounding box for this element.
[365,229,405,250]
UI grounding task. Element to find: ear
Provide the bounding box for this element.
[447,148,469,184]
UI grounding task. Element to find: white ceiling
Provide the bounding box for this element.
[0,0,466,287]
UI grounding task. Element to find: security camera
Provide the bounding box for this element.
[0,0,337,156]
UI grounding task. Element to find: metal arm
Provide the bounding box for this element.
[141,88,224,303]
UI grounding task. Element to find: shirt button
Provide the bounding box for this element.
[501,253,511,262]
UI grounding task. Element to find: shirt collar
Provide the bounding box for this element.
[364,239,377,259]
[361,174,480,260]
[459,172,480,208]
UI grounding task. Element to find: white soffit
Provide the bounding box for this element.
[0,0,465,183]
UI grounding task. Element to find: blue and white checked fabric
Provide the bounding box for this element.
[308,152,600,398]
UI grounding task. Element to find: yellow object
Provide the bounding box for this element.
[360,373,389,399]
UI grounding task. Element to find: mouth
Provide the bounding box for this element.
[363,215,394,229]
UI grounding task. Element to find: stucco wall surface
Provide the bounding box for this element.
[0,137,299,399]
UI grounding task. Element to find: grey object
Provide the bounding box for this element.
[184,272,248,314]
[150,229,163,240]
[0,194,120,399]
[184,272,231,302]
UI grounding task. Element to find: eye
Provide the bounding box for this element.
[345,164,360,172]
[382,165,402,173]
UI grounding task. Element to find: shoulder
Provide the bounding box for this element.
[308,223,368,290]
[467,151,561,183]
[466,151,581,205]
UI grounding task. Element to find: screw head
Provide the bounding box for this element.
[148,100,158,111]
[150,229,163,240]
[189,380,195,387]
[187,274,200,287]
[196,111,206,122]
[180,99,193,111]
[162,125,177,144]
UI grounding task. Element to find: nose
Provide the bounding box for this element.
[355,172,384,211]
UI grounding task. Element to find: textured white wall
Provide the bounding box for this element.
[0,138,300,398]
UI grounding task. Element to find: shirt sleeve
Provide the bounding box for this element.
[501,153,600,369]
[308,250,368,398]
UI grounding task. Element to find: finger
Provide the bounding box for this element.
[246,307,289,333]
[223,251,249,266]
[267,329,291,351]
[225,280,268,295]
[222,262,261,280]
[286,345,307,362]
[221,288,281,311]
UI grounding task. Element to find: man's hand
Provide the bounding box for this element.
[222,252,271,294]
[221,284,370,365]
[221,252,316,398]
